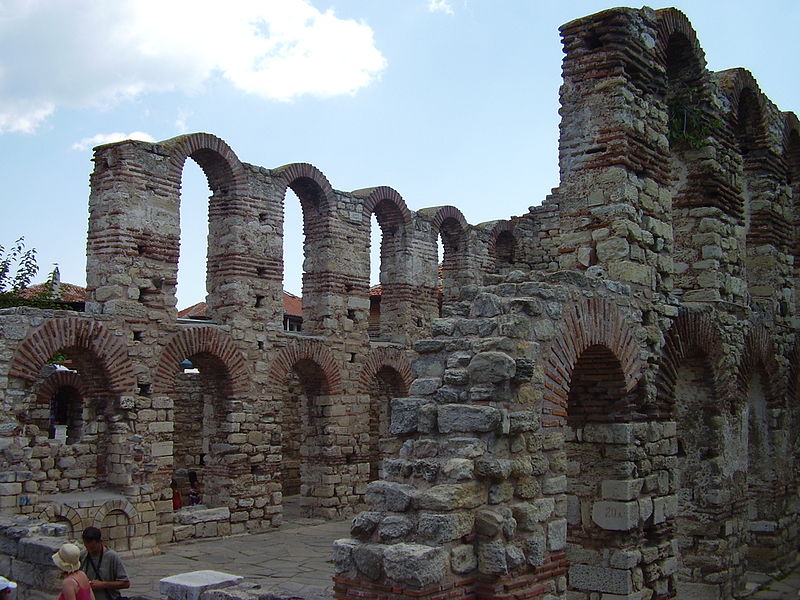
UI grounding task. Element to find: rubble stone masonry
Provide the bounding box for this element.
[1,6,799,600]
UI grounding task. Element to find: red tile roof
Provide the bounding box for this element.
[178,291,303,319]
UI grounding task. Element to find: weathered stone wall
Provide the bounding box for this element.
[1,5,799,600]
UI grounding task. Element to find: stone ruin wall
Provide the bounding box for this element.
[0,5,798,600]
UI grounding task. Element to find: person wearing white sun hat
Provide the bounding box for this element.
[52,543,95,600]
[0,577,17,600]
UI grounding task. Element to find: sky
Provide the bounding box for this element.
[1,0,798,307]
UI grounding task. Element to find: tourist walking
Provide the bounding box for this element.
[80,528,130,600]
[52,543,94,600]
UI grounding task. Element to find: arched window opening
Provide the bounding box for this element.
[101,509,131,552]
[494,230,516,268]
[438,218,465,311]
[673,353,724,596]
[368,366,406,481]
[565,344,648,595]
[171,352,232,509]
[50,384,82,444]
[745,372,776,573]
[176,160,211,313]
[283,188,304,298]
[280,359,326,506]
[368,200,406,339]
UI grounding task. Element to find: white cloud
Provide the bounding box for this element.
[427,0,454,15]
[71,131,156,151]
[0,0,387,134]
[175,110,192,134]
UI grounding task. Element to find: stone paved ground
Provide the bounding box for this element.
[744,567,800,599]
[126,501,800,600]
[126,500,350,600]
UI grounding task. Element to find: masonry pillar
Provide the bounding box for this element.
[557,7,673,296]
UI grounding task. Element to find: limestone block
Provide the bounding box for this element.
[592,501,639,531]
[506,544,525,570]
[353,544,384,581]
[584,423,635,444]
[542,475,567,494]
[568,564,632,594]
[675,582,721,600]
[512,499,554,530]
[475,458,512,480]
[378,516,412,540]
[350,512,381,539]
[548,518,567,550]
[10,558,62,591]
[159,570,243,600]
[17,536,62,566]
[416,482,485,511]
[451,544,477,574]
[365,481,415,512]
[383,543,447,587]
[478,540,507,574]
[389,398,424,435]
[601,479,643,501]
[175,507,230,525]
[468,351,516,383]
[488,482,514,504]
[418,511,474,544]
[610,549,641,569]
[332,538,357,573]
[441,458,474,481]
[438,405,501,434]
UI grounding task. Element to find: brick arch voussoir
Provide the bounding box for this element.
[37,371,88,403]
[153,327,251,396]
[267,339,342,395]
[354,186,412,228]
[487,220,517,258]
[736,325,782,408]
[544,297,644,417]
[428,205,468,233]
[716,68,770,143]
[272,162,336,217]
[782,112,800,155]
[655,310,728,414]
[654,8,708,76]
[38,503,83,531]
[161,133,248,197]
[358,347,413,395]
[9,318,135,395]
[92,498,138,527]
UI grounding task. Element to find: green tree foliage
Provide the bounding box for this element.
[0,238,59,308]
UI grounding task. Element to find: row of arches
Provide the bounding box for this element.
[542,298,797,595]
[10,315,413,518]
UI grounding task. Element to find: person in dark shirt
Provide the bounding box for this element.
[80,527,130,600]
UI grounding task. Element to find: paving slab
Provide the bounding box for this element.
[125,501,350,600]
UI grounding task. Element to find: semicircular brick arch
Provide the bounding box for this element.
[655,310,728,417]
[36,370,88,403]
[358,347,413,395]
[429,205,468,232]
[735,324,782,408]
[267,339,342,395]
[543,297,644,423]
[487,220,517,260]
[161,133,248,197]
[717,68,770,146]
[353,186,412,227]
[91,498,139,526]
[654,8,708,76]
[153,327,251,395]
[272,162,336,217]
[9,318,135,394]
[38,503,83,532]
